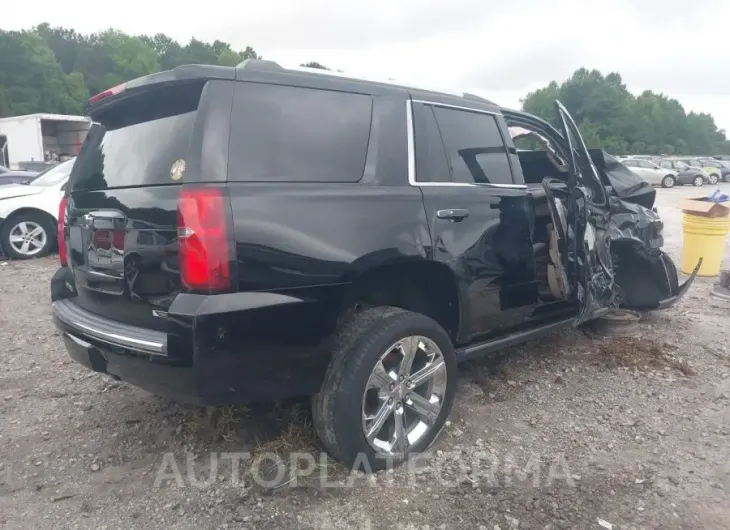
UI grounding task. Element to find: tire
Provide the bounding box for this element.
[708,173,719,185]
[0,213,56,260]
[693,175,705,187]
[312,306,457,471]
[661,175,676,188]
[724,174,730,183]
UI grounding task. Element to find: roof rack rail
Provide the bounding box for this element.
[236,58,284,71]
[463,92,497,106]
[236,59,489,102]
[285,64,465,97]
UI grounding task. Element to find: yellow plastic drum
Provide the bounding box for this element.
[681,213,730,276]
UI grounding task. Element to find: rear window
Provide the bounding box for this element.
[70,82,205,191]
[228,83,373,182]
[430,106,514,185]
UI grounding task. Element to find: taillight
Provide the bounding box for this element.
[58,196,68,266]
[177,188,232,293]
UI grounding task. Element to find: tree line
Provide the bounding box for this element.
[0,24,329,119]
[0,25,728,155]
[521,68,730,156]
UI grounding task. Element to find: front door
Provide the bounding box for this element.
[553,101,614,323]
[411,99,539,344]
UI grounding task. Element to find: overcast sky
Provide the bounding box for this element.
[6,0,730,135]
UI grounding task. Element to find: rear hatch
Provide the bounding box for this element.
[65,76,233,331]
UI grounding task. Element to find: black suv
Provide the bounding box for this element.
[51,60,698,469]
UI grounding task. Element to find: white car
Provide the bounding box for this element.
[0,158,74,259]
[621,158,678,188]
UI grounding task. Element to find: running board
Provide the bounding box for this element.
[455,317,575,361]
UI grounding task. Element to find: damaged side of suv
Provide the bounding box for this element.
[49,60,700,469]
[504,102,699,323]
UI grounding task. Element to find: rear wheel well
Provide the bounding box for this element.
[341,261,460,343]
[0,208,58,256]
[3,208,57,231]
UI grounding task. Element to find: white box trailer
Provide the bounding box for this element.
[0,113,91,169]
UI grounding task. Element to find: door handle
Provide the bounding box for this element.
[437,209,470,221]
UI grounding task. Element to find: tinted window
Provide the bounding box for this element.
[71,82,205,191]
[229,83,372,182]
[431,107,513,185]
[413,103,451,182]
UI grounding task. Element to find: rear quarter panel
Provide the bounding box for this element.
[225,82,431,296]
[228,184,430,293]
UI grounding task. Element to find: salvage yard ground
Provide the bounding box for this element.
[1,185,729,529]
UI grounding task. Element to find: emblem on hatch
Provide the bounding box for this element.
[170,159,186,181]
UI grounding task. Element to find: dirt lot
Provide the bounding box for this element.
[1,185,729,529]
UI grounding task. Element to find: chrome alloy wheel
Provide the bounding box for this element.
[361,335,447,455]
[8,221,47,257]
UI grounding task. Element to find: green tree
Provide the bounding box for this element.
[521,81,560,124]
[301,61,330,70]
[99,30,160,88]
[522,69,730,155]
[140,33,186,71]
[0,30,88,116]
[3,24,262,116]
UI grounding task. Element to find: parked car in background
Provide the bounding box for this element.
[631,155,662,164]
[0,158,74,259]
[698,158,730,183]
[621,158,678,188]
[0,164,37,185]
[657,159,706,186]
[716,160,730,182]
[672,158,720,184]
[17,161,58,172]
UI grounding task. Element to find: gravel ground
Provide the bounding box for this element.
[1,185,729,529]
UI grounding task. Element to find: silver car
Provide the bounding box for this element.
[622,158,679,188]
[657,159,707,187]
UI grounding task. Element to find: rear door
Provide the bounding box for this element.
[623,159,653,183]
[412,99,543,343]
[65,79,234,331]
[637,160,663,185]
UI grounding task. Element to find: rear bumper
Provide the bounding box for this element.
[53,298,167,356]
[51,267,338,405]
[60,331,199,403]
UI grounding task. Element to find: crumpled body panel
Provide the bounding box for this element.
[544,160,699,326]
[584,153,699,318]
